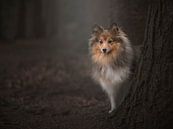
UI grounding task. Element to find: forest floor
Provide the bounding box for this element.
[0,40,117,129]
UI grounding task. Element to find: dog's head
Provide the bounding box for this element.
[89,23,127,65]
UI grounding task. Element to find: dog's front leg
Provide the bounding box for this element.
[107,90,116,113]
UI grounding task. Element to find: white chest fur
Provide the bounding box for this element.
[99,66,129,87]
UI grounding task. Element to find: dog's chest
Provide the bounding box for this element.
[100,66,129,84]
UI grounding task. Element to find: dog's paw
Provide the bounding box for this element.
[108,109,114,114]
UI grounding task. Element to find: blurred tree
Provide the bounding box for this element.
[0,0,48,40]
[33,0,45,38]
[0,0,19,40]
[16,0,26,38]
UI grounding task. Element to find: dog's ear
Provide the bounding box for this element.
[110,23,119,33]
[92,24,103,35]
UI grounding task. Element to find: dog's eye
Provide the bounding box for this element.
[108,40,113,44]
[99,40,103,44]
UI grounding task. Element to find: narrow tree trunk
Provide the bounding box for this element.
[16,0,26,38]
[33,0,45,38]
[111,1,173,129]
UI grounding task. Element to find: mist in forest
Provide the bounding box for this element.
[0,0,112,54]
[0,0,149,53]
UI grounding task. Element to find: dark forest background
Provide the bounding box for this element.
[0,0,172,129]
[0,0,150,45]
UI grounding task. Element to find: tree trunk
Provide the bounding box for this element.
[33,0,45,38]
[16,0,26,38]
[111,1,173,129]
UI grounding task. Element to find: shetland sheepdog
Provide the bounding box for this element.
[89,23,134,113]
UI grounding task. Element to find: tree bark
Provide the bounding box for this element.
[111,1,173,129]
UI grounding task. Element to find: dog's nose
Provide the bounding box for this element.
[102,49,107,53]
